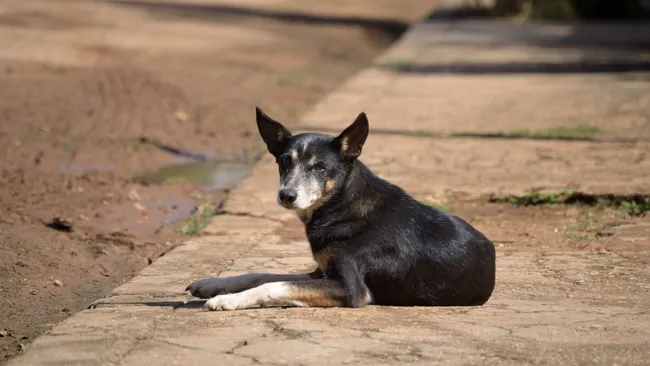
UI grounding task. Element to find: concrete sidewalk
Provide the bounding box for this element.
[10,3,650,365]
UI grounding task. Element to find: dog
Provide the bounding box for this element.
[186,107,496,311]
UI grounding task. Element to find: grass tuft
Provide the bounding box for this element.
[620,199,650,217]
[454,125,602,141]
[381,58,412,70]
[277,72,302,86]
[492,188,576,206]
[176,201,219,236]
[491,190,650,217]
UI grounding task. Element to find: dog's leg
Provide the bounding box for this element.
[204,279,371,311]
[187,270,322,298]
[204,258,371,311]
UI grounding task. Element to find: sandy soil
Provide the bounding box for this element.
[0,0,436,361]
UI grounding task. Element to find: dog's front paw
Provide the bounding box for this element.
[204,294,241,311]
[186,278,232,298]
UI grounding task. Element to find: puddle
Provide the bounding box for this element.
[59,139,260,237]
[89,158,255,237]
[132,159,252,190]
[96,193,200,234]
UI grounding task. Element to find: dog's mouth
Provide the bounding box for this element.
[278,200,296,209]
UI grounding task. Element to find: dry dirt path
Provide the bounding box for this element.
[0,0,435,362]
[7,1,650,365]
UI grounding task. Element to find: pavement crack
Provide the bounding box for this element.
[214,209,288,225]
[109,317,159,364]
[264,320,311,340]
[156,339,204,351]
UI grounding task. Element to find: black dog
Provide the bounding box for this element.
[186,107,496,310]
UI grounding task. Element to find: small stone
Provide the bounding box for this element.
[29,290,37,295]
[0,329,9,337]
[53,280,63,287]
[79,214,90,221]
[175,110,189,121]
[128,189,141,201]
[134,203,147,212]
[47,217,73,232]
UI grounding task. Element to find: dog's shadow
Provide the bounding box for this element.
[88,299,207,310]
[146,299,206,309]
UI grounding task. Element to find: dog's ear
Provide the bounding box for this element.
[333,112,369,160]
[256,107,292,157]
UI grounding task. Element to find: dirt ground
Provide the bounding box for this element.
[0,0,436,361]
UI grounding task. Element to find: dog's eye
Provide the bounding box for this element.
[311,162,327,172]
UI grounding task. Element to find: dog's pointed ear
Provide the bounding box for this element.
[256,107,292,157]
[333,112,369,160]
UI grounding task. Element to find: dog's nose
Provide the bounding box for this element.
[278,189,297,205]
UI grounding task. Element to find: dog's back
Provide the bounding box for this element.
[306,161,496,307]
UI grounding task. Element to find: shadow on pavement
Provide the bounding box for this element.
[104,0,409,40]
[88,299,207,309]
[381,60,650,74]
[383,5,650,75]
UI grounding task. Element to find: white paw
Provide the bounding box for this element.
[203,294,241,311]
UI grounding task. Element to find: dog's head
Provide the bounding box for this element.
[255,107,369,212]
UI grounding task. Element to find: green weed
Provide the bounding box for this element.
[492,189,575,206]
[176,202,217,236]
[492,190,650,217]
[565,233,589,242]
[277,72,302,86]
[404,130,442,138]
[382,58,412,70]
[621,200,650,217]
[454,125,602,141]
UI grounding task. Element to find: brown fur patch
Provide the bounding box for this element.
[285,286,343,307]
[313,249,331,273]
[296,204,318,223]
[324,179,335,194]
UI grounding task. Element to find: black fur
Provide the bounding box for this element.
[186,107,496,307]
[308,159,495,306]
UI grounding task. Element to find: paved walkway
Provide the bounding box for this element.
[10,2,650,365]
